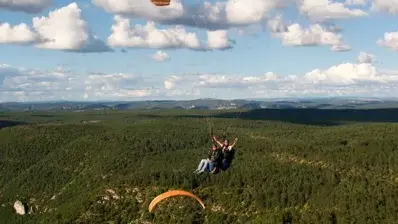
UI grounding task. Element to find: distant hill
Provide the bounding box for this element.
[239,103,262,109]
[114,103,132,110]
[262,104,296,109]
[1,97,398,111]
[191,105,210,110]
[83,103,111,110]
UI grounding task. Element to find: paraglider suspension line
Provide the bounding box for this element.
[221,110,243,140]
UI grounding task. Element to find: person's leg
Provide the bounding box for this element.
[198,159,206,170]
[208,162,214,172]
[194,159,206,173]
[220,160,230,171]
[197,159,210,173]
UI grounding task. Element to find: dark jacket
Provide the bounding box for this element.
[208,148,222,163]
[222,147,235,163]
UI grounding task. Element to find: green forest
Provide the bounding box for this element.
[1,109,398,223]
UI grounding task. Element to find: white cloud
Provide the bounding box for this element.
[197,72,279,88]
[357,51,376,63]
[84,73,139,91]
[163,54,398,98]
[0,65,161,101]
[267,14,287,33]
[303,63,382,85]
[270,22,350,51]
[0,0,52,13]
[108,16,201,49]
[152,50,170,61]
[371,0,398,14]
[223,0,282,25]
[345,0,367,6]
[331,44,351,52]
[164,75,182,89]
[207,30,233,50]
[112,89,159,97]
[33,3,111,52]
[92,0,184,21]
[2,56,398,101]
[93,0,285,30]
[0,23,38,44]
[108,16,233,51]
[163,75,202,98]
[0,3,112,53]
[0,64,24,84]
[377,31,398,51]
[298,0,368,21]
[3,40,398,102]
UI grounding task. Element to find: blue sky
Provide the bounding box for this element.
[0,0,398,102]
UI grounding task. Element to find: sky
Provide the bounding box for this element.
[0,0,398,102]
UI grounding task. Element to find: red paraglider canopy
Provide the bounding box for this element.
[150,0,171,6]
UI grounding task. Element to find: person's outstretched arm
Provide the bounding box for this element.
[230,138,238,148]
[212,136,223,147]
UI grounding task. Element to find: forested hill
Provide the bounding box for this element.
[2,97,398,111]
[1,109,398,223]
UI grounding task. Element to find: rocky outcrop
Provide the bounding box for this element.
[13,200,25,215]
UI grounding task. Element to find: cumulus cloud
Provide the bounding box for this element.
[207,30,233,50]
[223,0,282,25]
[303,63,382,85]
[108,16,233,50]
[0,64,22,84]
[108,16,201,49]
[163,75,202,98]
[357,51,376,63]
[345,0,367,6]
[0,3,112,53]
[371,0,398,14]
[331,44,351,52]
[152,50,170,61]
[92,0,184,21]
[0,65,163,101]
[0,23,38,44]
[197,72,279,88]
[164,75,183,89]
[298,0,368,21]
[269,20,350,51]
[163,54,398,98]
[93,0,285,30]
[377,31,398,51]
[84,73,139,91]
[0,0,52,13]
[267,14,287,33]
[2,54,398,101]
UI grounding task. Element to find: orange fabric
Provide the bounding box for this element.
[150,0,171,6]
[148,190,205,212]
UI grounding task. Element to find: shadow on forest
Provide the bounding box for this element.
[136,114,164,119]
[31,114,55,118]
[0,120,29,129]
[174,108,398,126]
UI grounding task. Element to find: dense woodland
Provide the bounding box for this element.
[1,109,398,223]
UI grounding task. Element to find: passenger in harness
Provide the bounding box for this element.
[212,136,238,171]
[193,144,222,174]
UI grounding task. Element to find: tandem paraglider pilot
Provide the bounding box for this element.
[212,136,238,171]
[193,136,238,174]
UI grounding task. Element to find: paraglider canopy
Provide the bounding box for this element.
[149,190,205,212]
[150,0,171,6]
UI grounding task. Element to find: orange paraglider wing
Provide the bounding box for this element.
[148,190,205,212]
[150,0,171,6]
